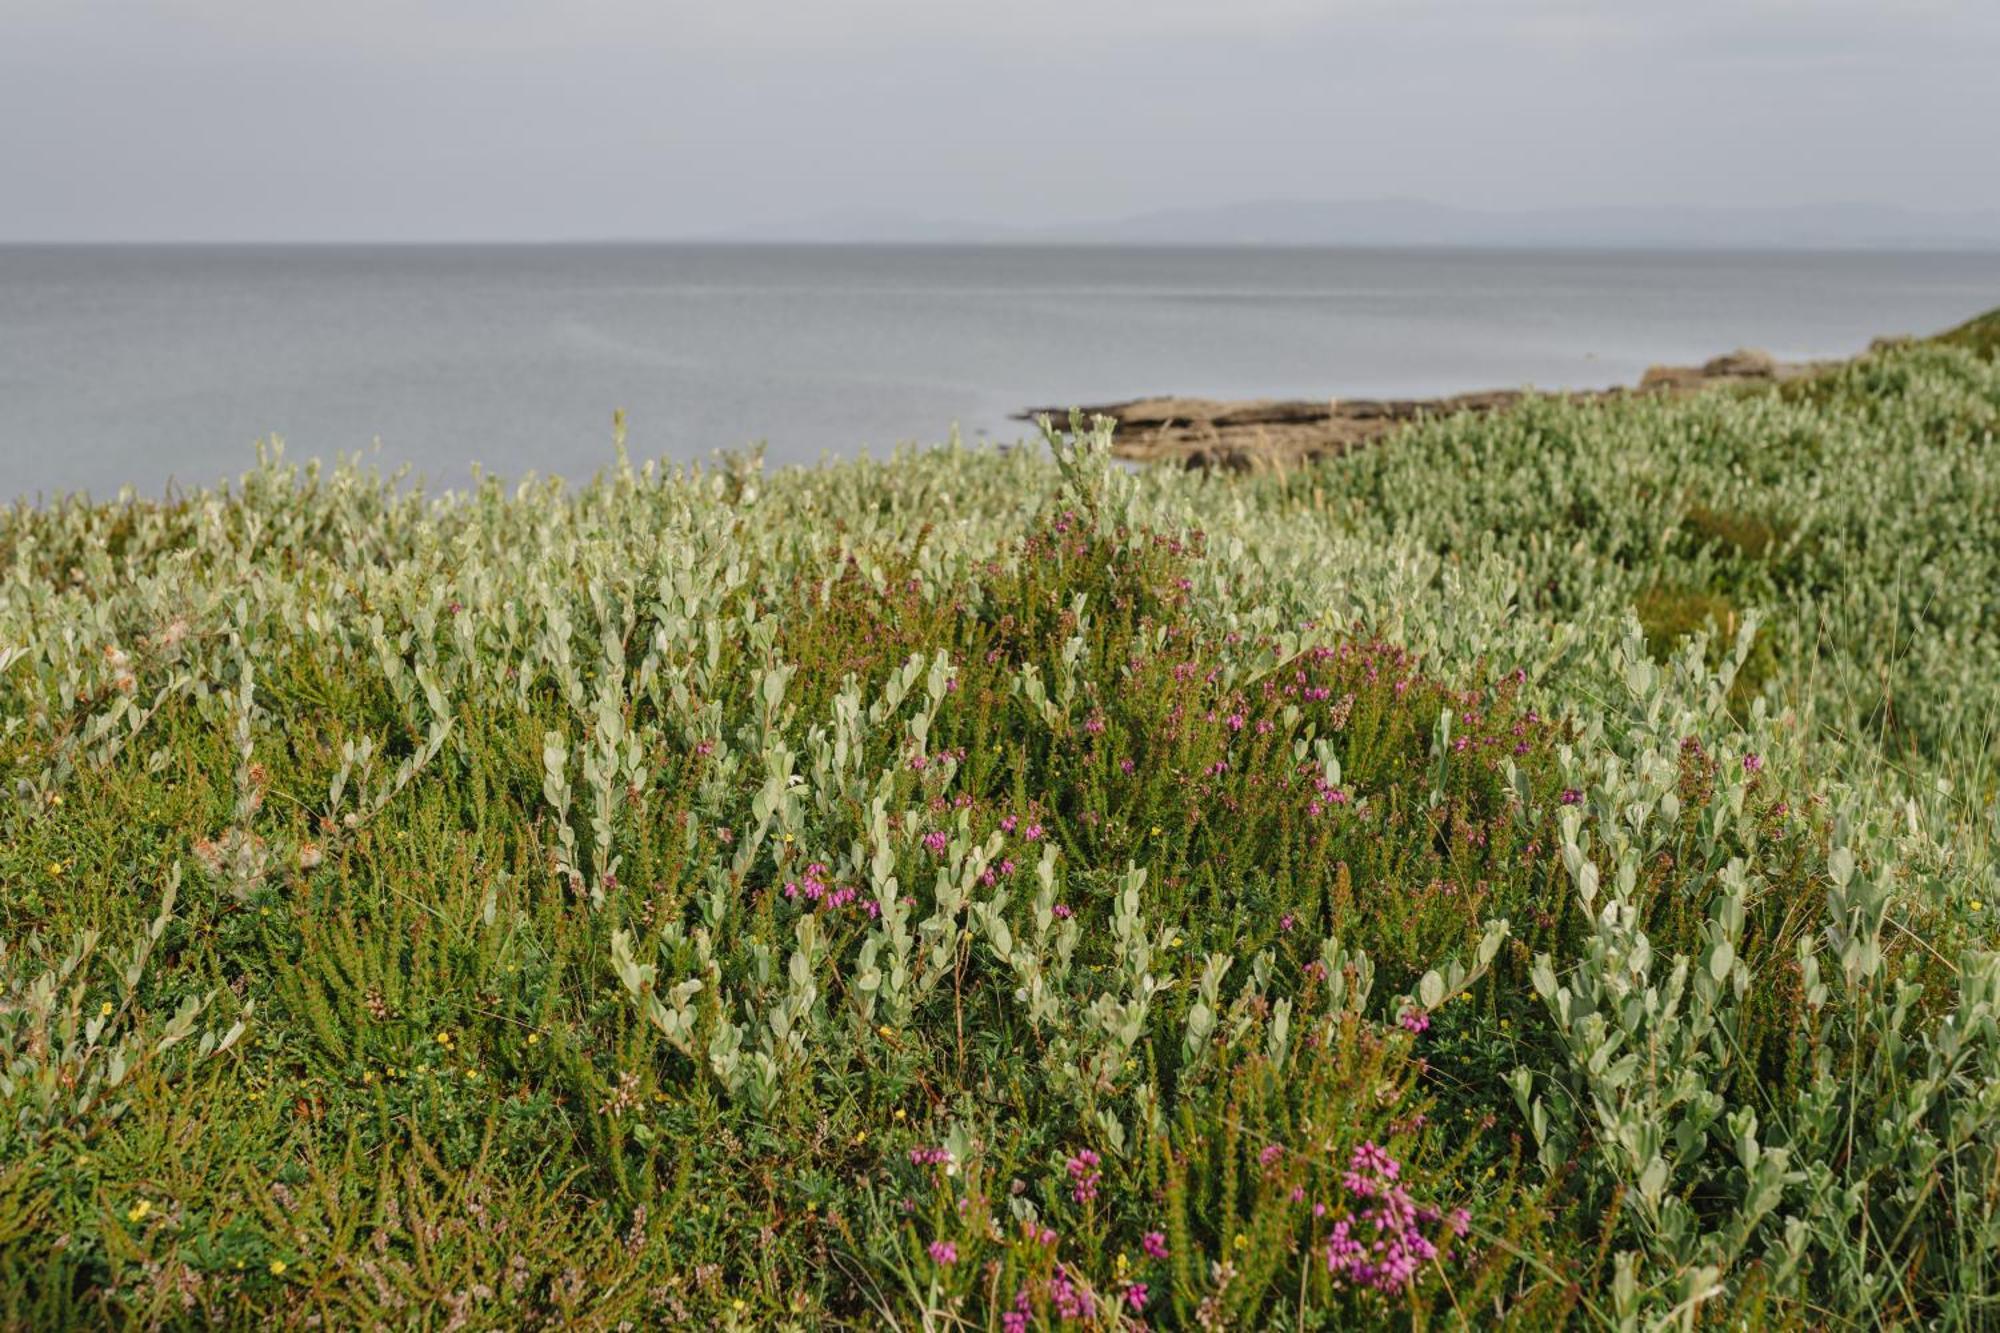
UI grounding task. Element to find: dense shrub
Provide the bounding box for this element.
[0,326,1997,1328]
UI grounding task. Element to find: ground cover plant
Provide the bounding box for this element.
[1,311,1997,1329]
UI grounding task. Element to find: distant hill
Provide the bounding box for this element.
[712,198,2000,250]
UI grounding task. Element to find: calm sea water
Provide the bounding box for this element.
[4,244,1998,499]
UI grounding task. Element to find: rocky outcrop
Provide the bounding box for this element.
[1020,346,1852,471]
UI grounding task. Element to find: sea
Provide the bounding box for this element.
[4,243,1998,499]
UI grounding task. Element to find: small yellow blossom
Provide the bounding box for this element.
[126,1199,152,1223]
[436,1030,453,1046]
[525,1032,539,1045]
[268,1259,286,1277]
[100,1001,114,1017]
[1973,900,1986,912]
[892,1107,906,1122]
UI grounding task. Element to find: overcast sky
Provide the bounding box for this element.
[4,0,1997,241]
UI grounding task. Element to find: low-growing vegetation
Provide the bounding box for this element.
[1,314,1997,1329]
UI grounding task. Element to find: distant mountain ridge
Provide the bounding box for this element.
[713,198,2000,249]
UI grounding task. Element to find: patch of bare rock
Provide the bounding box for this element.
[1018,345,1859,471]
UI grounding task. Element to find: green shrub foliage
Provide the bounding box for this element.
[1,327,1997,1328]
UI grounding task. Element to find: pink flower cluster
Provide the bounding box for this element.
[1048,1264,1096,1321]
[1398,1006,1430,1034]
[1066,1150,1101,1204]
[1322,1142,1465,1292]
[907,746,969,774]
[781,862,866,914]
[908,1146,952,1167]
[1303,766,1352,818]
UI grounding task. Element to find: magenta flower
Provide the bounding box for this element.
[927,1240,957,1266]
[1066,1150,1102,1204]
[1142,1230,1169,1260]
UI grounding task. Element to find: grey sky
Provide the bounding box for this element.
[3,0,1997,241]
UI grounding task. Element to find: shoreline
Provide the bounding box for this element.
[1016,342,1899,470]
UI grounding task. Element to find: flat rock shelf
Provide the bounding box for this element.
[1018,343,1887,470]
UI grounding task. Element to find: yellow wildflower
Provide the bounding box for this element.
[268,1259,287,1276]
[126,1199,152,1223]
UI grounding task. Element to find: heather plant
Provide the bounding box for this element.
[0,318,1995,1328]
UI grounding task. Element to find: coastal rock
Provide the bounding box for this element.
[1026,344,1854,470]
[1702,347,1778,378]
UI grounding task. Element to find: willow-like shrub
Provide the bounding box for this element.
[1,323,1997,1329]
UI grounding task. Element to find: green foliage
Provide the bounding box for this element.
[1931,306,2000,360]
[0,329,1997,1327]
